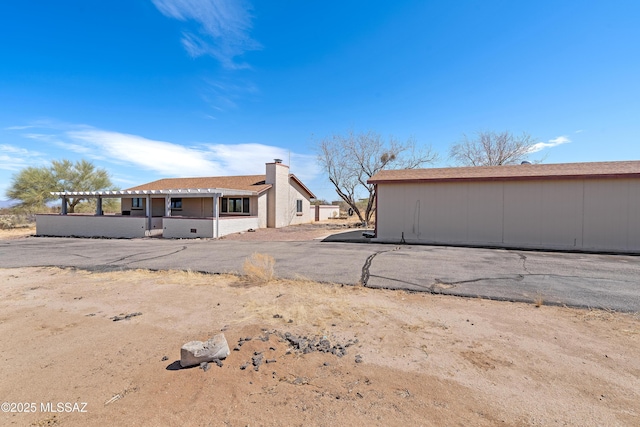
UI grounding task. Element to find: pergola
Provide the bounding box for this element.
[51,188,256,238]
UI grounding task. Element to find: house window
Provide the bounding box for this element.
[296,199,303,214]
[131,198,143,209]
[221,197,250,214]
[170,198,182,210]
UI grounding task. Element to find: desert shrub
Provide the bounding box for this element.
[243,253,275,285]
[0,214,34,230]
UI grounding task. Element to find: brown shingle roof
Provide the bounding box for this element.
[126,173,316,198]
[126,175,272,193]
[368,160,640,184]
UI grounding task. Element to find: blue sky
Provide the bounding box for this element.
[1,0,639,202]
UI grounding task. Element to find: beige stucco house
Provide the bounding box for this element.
[37,160,318,239]
[368,160,640,253]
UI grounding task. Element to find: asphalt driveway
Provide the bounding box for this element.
[1,235,638,312]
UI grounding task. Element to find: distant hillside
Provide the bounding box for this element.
[0,200,16,209]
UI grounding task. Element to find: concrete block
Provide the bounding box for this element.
[180,334,230,368]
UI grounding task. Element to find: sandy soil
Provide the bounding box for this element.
[0,266,638,427]
[0,226,35,240]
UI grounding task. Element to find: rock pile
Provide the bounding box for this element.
[179,329,361,373]
[278,331,359,357]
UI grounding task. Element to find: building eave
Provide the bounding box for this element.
[51,188,258,197]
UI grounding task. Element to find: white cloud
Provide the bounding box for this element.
[66,129,223,177]
[62,127,319,182]
[202,143,320,182]
[4,122,320,189]
[530,136,571,153]
[4,125,37,130]
[151,0,260,69]
[0,144,32,155]
[0,144,46,171]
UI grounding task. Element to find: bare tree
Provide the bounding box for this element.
[316,130,437,225]
[449,131,537,166]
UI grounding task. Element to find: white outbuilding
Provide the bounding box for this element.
[368,160,640,253]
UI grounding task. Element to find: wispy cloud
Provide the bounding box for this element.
[530,136,571,153]
[67,129,223,177]
[4,125,38,131]
[5,122,320,188]
[0,144,46,171]
[151,0,261,69]
[202,143,319,182]
[201,76,260,111]
[66,128,320,182]
[64,128,319,182]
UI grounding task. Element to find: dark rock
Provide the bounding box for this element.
[111,312,142,322]
[317,339,331,352]
[252,353,264,371]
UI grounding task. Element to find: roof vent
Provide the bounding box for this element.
[521,161,532,165]
[274,158,283,164]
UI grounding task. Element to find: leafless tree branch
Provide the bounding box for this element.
[315,130,438,224]
[449,131,536,166]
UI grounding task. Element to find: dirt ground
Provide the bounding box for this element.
[0,226,35,240]
[1,226,639,426]
[0,263,638,427]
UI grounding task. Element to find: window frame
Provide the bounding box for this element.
[170,198,182,210]
[221,197,251,215]
[131,197,143,209]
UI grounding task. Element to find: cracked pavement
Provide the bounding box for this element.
[1,237,638,312]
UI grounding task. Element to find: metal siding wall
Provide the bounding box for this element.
[432,183,468,242]
[628,180,640,251]
[503,182,543,245]
[540,181,584,248]
[583,180,632,251]
[376,178,640,252]
[377,184,404,240]
[403,184,421,239]
[466,182,503,244]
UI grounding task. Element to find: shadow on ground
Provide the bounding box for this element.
[322,229,374,243]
